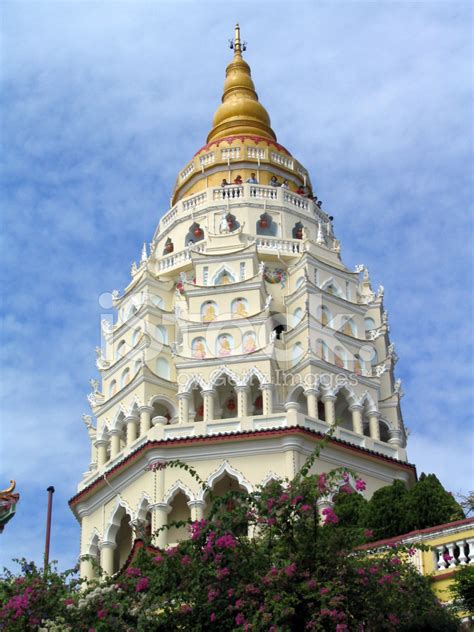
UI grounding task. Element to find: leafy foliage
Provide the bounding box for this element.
[0,452,460,631]
[450,565,474,617]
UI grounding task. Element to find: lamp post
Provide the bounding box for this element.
[44,486,55,571]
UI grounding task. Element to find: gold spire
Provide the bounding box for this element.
[207,24,277,143]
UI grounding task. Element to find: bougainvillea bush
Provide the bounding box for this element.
[0,451,459,631]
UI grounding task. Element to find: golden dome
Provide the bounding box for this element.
[207,24,277,143]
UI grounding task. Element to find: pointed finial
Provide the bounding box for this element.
[141,242,148,263]
[230,23,246,58]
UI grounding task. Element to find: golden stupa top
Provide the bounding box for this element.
[207,24,277,143]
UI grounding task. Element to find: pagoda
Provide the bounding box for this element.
[69,25,413,580]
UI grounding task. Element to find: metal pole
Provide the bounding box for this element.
[44,486,55,570]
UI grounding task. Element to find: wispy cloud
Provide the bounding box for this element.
[1,1,472,570]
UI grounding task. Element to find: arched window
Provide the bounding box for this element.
[126,304,138,320]
[292,221,304,240]
[201,301,218,322]
[334,346,347,369]
[342,318,356,337]
[155,325,168,344]
[353,353,364,375]
[292,342,304,363]
[109,380,117,397]
[191,337,207,359]
[242,332,257,353]
[213,268,235,285]
[293,307,303,325]
[231,297,249,318]
[156,357,170,379]
[185,222,204,247]
[316,339,329,361]
[134,359,142,373]
[216,334,233,357]
[320,306,332,327]
[132,328,141,346]
[120,368,130,388]
[296,277,305,289]
[163,238,174,255]
[116,340,127,360]
[256,213,277,236]
[364,317,376,333]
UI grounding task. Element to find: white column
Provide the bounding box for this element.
[177,392,191,424]
[202,389,215,422]
[95,439,108,467]
[436,546,447,570]
[262,384,273,415]
[388,428,403,447]
[188,500,205,522]
[236,386,249,418]
[152,503,170,549]
[305,389,319,418]
[456,540,468,565]
[349,404,364,435]
[316,496,334,523]
[100,541,116,575]
[321,394,336,426]
[466,538,474,564]
[139,405,154,434]
[446,543,457,568]
[284,401,300,427]
[368,411,381,441]
[124,415,139,444]
[109,429,122,459]
[79,556,95,582]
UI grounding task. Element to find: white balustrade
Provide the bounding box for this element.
[161,205,179,228]
[247,147,266,159]
[221,147,241,160]
[182,191,207,212]
[284,191,309,210]
[157,248,193,272]
[270,151,294,169]
[249,184,278,199]
[256,237,302,254]
[213,185,243,200]
[199,152,215,167]
[180,162,195,181]
[436,539,473,570]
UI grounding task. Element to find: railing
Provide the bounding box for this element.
[199,152,215,167]
[247,147,266,159]
[156,184,328,236]
[270,151,293,169]
[256,237,302,254]
[180,162,195,181]
[213,185,243,200]
[436,539,474,570]
[156,243,206,272]
[221,147,241,160]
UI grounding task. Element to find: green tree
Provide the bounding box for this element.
[450,565,474,617]
[333,490,368,528]
[364,479,411,539]
[406,473,464,531]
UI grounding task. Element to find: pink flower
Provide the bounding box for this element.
[208,587,220,602]
[320,587,329,595]
[364,529,374,539]
[307,579,317,589]
[210,612,216,622]
[190,519,206,540]
[126,567,141,577]
[235,599,244,609]
[97,610,106,620]
[166,546,179,557]
[235,613,245,625]
[217,567,230,580]
[181,555,191,566]
[390,557,401,566]
[408,547,416,557]
[279,493,289,502]
[388,613,400,625]
[284,562,297,577]
[136,577,149,592]
[443,552,453,562]
[301,504,312,512]
[355,478,366,492]
[153,554,163,563]
[317,473,327,493]
[322,507,339,525]
[267,498,276,510]
[356,568,366,576]
[179,604,193,614]
[267,517,276,526]
[336,625,348,631]
[216,534,237,549]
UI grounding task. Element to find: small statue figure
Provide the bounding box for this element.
[219,211,230,234]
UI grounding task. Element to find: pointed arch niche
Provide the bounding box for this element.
[256,212,278,236]
[185,222,204,247]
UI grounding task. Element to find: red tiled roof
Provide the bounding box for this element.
[69,426,416,510]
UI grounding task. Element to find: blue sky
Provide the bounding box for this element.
[1,1,472,571]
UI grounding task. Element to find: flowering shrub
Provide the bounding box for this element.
[0,449,459,631]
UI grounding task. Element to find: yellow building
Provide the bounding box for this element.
[70,25,415,580]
